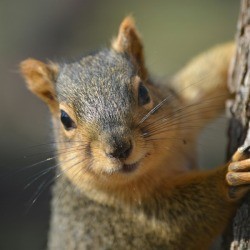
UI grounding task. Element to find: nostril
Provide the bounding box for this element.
[107,141,132,159]
[120,142,132,159]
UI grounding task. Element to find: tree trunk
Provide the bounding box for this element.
[223,0,250,249]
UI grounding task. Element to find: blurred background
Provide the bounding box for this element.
[0,1,239,249]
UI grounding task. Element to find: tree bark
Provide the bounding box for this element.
[223,0,250,249]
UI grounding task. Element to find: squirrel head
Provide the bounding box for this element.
[20,17,179,197]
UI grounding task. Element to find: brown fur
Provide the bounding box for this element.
[20,17,250,249]
[112,16,147,79]
[20,58,59,113]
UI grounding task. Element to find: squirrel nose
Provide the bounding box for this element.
[106,140,132,159]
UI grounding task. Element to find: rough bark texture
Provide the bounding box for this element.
[224,0,250,249]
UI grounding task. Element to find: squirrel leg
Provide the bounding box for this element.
[171,42,235,133]
[152,147,250,249]
[172,42,235,105]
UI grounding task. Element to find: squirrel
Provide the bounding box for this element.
[20,16,250,250]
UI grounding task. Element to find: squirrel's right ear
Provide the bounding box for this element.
[112,16,148,79]
[20,58,59,114]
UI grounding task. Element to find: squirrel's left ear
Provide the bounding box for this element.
[20,58,59,114]
[112,16,148,79]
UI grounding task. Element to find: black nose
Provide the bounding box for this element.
[107,141,132,159]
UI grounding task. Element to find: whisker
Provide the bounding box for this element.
[141,104,225,136]
[26,156,87,210]
[23,154,80,190]
[25,179,48,214]
[8,145,87,179]
[139,75,212,124]
[24,143,86,158]
[24,140,86,150]
[139,93,228,131]
[54,159,93,207]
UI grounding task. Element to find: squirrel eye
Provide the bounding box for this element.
[60,110,76,130]
[138,83,150,106]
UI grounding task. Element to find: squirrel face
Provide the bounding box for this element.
[56,48,155,175]
[20,17,183,197]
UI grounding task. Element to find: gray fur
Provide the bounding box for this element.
[48,175,174,250]
[56,49,136,132]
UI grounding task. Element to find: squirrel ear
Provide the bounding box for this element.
[20,58,59,114]
[112,16,147,79]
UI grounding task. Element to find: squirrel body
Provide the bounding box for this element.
[20,17,250,249]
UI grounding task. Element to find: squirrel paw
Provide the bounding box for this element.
[226,146,250,200]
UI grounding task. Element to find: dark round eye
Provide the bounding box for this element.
[138,83,150,105]
[60,110,76,131]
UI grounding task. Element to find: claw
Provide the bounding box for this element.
[232,145,250,162]
[243,145,250,157]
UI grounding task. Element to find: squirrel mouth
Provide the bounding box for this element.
[121,162,139,173]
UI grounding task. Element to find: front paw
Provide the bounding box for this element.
[226,146,250,200]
